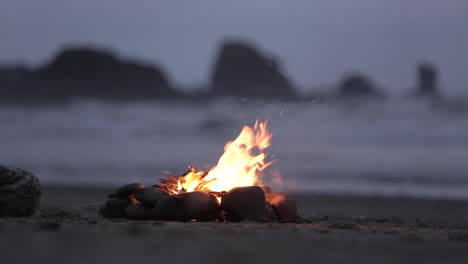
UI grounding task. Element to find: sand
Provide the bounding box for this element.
[1,185,468,264]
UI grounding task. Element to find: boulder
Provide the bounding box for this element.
[0,66,30,103]
[134,188,168,206]
[0,165,41,217]
[108,183,144,199]
[24,47,175,102]
[125,204,152,220]
[154,191,220,221]
[265,192,298,222]
[264,201,277,222]
[221,186,265,222]
[337,73,384,98]
[100,198,134,219]
[415,62,439,97]
[211,41,296,98]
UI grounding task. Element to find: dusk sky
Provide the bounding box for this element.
[1,0,467,94]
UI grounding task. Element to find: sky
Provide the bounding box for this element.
[1,0,468,95]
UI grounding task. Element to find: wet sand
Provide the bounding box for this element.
[2,185,468,264]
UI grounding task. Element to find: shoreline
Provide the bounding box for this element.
[39,185,468,226]
[2,185,468,263]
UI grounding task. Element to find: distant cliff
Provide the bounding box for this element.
[211,41,297,99]
[337,73,385,98]
[0,47,175,103]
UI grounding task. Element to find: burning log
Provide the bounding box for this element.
[265,192,298,223]
[221,186,266,222]
[154,191,220,222]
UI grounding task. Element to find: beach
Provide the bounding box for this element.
[2,185,468,264]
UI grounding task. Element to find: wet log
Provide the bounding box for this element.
[265,192,298,222]
[221,186,265,222]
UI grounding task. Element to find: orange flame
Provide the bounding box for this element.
[176,120,277,194]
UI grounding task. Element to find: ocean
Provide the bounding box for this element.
[1,97,468,199]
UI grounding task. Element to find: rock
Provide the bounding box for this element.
[125,204,152,220]
[265,192,298,222]
[264,202,277,222]
[152,195,182,221]
[134,188,168,206]
[100,198,133,219]
[221,186,265,222]
[0,165,41,217]
[0,66,30,103]
[415,62,439,97]
[108,183,144,199]
[211,41,296,99]
[337,73,384,98]
[7,47,175,103]
[154,191,220,221]
[258,184,272,194]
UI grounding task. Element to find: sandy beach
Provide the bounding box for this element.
[2,185,468,264]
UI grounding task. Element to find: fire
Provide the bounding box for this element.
[173,120,277,195]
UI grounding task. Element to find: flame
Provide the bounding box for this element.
[175,120,277,194]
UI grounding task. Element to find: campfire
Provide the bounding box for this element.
[100,120,298,222]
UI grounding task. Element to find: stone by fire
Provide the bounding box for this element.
[99,120,299,222]
[100,183,298,222]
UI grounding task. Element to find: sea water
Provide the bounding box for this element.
[1,97,468,199]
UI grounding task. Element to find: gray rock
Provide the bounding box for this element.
[152,195,182,221]
[221,186,265,222]
[211,41,296,98]
[108,183,144,199]
[125,204,152,220]
[154,191,220,221]
[100,198,133,219]
[337,73,384,98]
[134,188,168,206]
[416,62,439,97]
[265,192,298,222]
[0,165,41,217]
[264,201,277,222]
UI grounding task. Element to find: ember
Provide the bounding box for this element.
[100,120,298,222]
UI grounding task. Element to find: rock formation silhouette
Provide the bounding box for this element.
[0,47,175,103]
[337,73,384,98]
[415,62,439,97]
[211,41,296,99]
